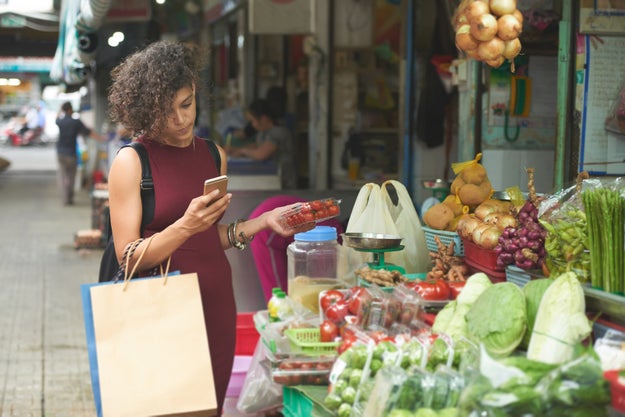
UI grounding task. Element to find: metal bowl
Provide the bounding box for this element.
[342,233,403,250]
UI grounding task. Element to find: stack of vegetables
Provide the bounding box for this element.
[315,270,609,416]
[453,0,523,70]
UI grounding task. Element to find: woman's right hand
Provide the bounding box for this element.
[178,189,232,236]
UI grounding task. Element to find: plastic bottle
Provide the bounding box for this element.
[267,287,282,322]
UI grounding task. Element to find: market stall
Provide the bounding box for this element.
[226,152,625,417]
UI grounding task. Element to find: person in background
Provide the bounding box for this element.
[106,40,312,414]
[225,98,296,189]
[55,101,103,205]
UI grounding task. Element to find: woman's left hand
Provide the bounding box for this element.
[265,203,315,237]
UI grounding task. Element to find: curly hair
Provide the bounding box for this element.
[108,41,204,138]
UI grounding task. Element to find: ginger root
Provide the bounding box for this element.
[425,236,469,282]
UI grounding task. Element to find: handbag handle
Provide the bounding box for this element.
[123,235,172,290]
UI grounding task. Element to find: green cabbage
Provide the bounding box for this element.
[466,282,527,358]
[526,272,591,364]
[432,273,493,339]
[520,278,553,349]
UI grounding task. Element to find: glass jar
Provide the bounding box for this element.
[287,226,344,313]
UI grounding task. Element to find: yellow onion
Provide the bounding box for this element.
[490,0,517,17]
[497,14,522,41]
[477,225,502,249]
[477,36,505,61]
[466,0,490,22]
[465,48,482,60]
[512,8,524,24]
[470,13,498,41]
[486,55,505,68]
[456,24,480,52]
[502,37,522,59]
[458,215,481,239]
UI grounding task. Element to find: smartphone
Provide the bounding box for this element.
[203,175,228,197]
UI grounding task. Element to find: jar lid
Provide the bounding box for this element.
[294,225,337,242]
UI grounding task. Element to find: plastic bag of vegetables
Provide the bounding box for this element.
[537,172,591,282]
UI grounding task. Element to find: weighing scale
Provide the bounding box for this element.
[354,245,406,275]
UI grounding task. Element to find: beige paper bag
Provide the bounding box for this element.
[90,272,217,417]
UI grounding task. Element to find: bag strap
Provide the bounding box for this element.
[125,141,155,228]
[203,138,221,174]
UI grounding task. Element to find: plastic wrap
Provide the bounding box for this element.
[236,341,283,414]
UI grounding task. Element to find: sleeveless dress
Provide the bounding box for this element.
[140,137,235,414]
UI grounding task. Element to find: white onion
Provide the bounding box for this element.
[470,13,498,41]
[502,37,522,59]
[477,36,505,61]
[497,14,522,41]
[490,0,517,17]
[456,24,480,51]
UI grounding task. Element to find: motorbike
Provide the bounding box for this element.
[2,119,44,146]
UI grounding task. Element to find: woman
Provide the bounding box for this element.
[226,97,296,189]
[107,41,310,414]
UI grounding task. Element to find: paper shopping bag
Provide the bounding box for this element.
[81,272,217,417]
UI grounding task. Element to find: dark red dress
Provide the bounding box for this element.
[140,137,235,414]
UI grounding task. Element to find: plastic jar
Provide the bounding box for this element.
[287,225,343,313]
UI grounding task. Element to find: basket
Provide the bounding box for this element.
[505,266,545,288]
[235,312,260,356]
[284,328,339,355]
[423,226,464,256]
[605,370,625,412]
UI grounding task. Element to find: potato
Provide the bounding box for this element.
[423,203,455,230]
[457,181,492,207]
[442,194,466,217]
[450,176,465,195]
[460,162,487,185]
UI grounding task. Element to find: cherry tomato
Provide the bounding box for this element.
[327,205,339,216]
[309,200,324,211]
[320,320,339,342]
[406,279,451,301]
[347,287,370,315]
[320,289,346,312]
[315,208,328,220]
[447,281,466,300]
[325,300,349,324]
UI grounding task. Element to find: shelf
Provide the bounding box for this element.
[584,286,625,327]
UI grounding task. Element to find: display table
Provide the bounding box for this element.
[282,386,334,417]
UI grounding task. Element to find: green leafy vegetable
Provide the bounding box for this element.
[526,271,591,364]
[466,282,527,358]
[520,278,553,349]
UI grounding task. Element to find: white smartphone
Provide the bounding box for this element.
[203,175,228,197]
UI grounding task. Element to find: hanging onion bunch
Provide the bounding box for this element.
[453,0,523,71]
[495,168,547,270]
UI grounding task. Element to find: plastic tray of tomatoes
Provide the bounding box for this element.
[278,197,341,229]
[271,356,335,386]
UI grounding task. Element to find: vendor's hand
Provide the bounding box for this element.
[179,189,231,235]
[265,203,316,237]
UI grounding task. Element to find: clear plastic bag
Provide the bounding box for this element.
[236,341,283,414]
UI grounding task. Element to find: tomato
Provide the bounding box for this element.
[320,289,346,312]
[347,287,371,315]
[337,339,354,355]
[406,279,451,300]
[368,330,387,344]
[325,300,349,324]
[327,205,339,216]
[310,200,324,211]
[447,281,466,300]
[320,320,339,342]
[315,208,328,220]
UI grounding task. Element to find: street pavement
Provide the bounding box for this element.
[0,145,98,416]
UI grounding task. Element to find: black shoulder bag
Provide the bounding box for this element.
[98,139,221,282]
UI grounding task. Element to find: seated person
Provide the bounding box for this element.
[225,98,296,189]
[250,195,344,301]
